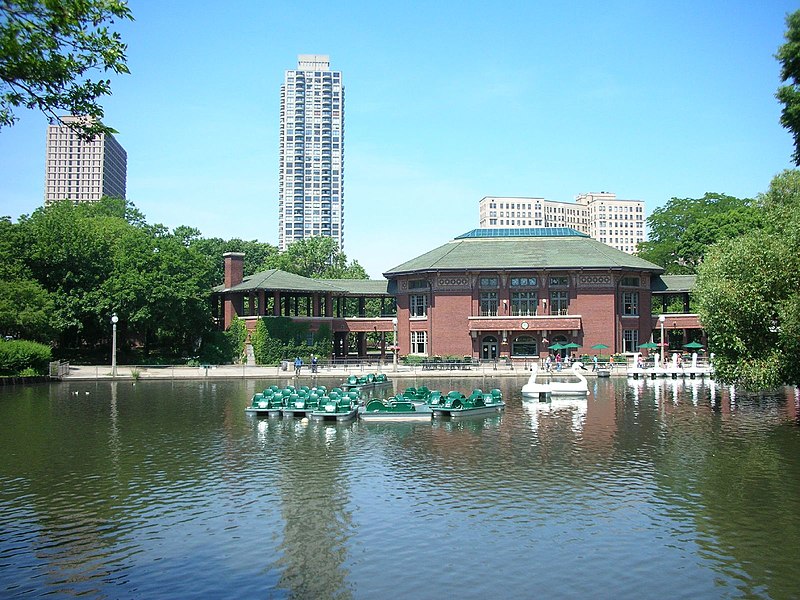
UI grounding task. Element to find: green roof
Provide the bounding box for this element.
[316,279,391,295]
[214,270,391,295]
[384,230,663,276]
[216,270,345,293]
[651,274,696,293]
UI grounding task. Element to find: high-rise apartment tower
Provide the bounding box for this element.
[44,115,127,205]
[278,54,345,251]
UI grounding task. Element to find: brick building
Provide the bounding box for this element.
[216,231,703,360]
[383,228,678,360]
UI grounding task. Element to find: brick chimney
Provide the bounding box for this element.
[223,252,245,329]
[223,252,245,288]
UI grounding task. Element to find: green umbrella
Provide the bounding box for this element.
[548,343,565,350]
[591,343,609,350]
[638,342,659,349]
[684,341,704,349]
[564,342,581,349]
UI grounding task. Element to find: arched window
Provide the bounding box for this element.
[512,335,537,356]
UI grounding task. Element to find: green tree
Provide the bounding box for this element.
[0,278,54,341]
[0,0,133,138]
[777,9,800,166]
[10,198,217,359]
[190,236,279,283]
[695,171,800,388]
[637,193,761,273]
[271,236,368,279]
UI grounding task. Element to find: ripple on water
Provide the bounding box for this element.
[1,379,799,598]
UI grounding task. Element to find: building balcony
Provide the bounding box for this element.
[468,314,582,332]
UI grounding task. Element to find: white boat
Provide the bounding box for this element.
[549,362,589,396]
[521,363,552,402]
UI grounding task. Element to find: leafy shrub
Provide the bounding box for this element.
[402,355,424,365]
[196,330,236,364]
[0,339,52,376]
[251,317,333,365]
[225,317,248,363]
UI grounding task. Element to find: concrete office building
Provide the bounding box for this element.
[478,192,645,254]
[278,54,345,251]
[44,115,127,205]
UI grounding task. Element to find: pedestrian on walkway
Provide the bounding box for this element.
[294,356,302,375]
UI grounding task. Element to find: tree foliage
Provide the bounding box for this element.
[637,193,761,273]
[2,197,218,360]
[777,9,800,166]
[695,171,800,388]
[189,236,278,282]
[0,277,53,341]
[0,0,133,138]
[271,236,367,279]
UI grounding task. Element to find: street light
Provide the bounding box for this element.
[392,317,398,372]
[659,314,666,364]
[111,313,119,377]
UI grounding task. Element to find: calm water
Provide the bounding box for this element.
[1,376,799,599]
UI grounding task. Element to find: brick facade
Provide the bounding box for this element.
[392,269,661,359]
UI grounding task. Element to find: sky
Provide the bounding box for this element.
[1,0,797,278]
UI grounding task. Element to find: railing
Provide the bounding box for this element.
[49,360,69,378]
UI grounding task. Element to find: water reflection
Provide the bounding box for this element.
[0,378,798,598]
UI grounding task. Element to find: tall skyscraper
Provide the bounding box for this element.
[278,54,345,251]
[44,115,127,205]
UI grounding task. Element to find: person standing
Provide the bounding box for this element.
[294,356,302,375]
[311,354,318,373]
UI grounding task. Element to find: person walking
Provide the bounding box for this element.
[294,356,302,375]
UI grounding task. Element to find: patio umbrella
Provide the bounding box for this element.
[638,342,659,349]
[684,341,704,349]
[591,343,609,350]
[548,342,565,350]
[564,342,581,349]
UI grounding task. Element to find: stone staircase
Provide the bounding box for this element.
[244,343,256,366]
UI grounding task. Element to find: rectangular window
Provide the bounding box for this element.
[622,291,639,316]
[408,279,428,290]
[511,291,537,316]
[549,276,569,287]
[550,291,569,315]
[480,292,498,316]
[410,331,428,355]
[623,329,640,353]
[510,276,538,287]
[409,294,428,317]
[479,277,499,288]
[621,276,640,287]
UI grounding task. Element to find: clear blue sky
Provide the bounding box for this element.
[0,0,797,278]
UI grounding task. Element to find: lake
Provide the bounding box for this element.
[1,376,799,599]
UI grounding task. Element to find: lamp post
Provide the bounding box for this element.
[392,317,398,372]
[111,313,119,377]
[659,314,666,364]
